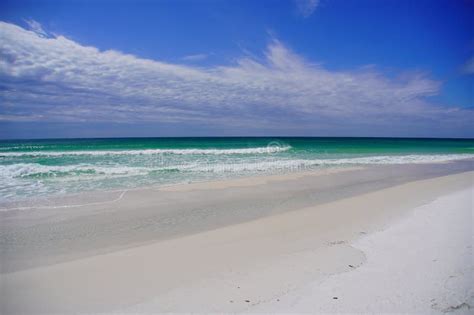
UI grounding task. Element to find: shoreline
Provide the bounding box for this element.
[0,166,362,211]
[2,156,473,210]
[1,159,473,212]
[1,161,473,274]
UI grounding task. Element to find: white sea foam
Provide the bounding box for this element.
[0,146,292,157]
[316,154,474,165]
[0,163,149,179]
[180,154,474,172]
[1,153,472,204]
[2,154,472,180]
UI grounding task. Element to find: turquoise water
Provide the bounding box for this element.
[1,137,473,202]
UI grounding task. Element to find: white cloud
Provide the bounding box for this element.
[181,53,209,61]
[295,0,320,18]
[0,21,472,135]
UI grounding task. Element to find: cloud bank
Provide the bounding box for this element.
[0,21,472,137]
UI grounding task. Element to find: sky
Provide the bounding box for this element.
[0,0,473,139]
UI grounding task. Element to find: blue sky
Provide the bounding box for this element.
[0,0,473,138]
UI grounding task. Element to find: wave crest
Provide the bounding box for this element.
[0,146,292,157]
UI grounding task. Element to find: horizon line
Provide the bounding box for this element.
[1,135,473,141]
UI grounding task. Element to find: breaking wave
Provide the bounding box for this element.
[0,163,149,179]
[0,146,292,157]
[1,154,472,180]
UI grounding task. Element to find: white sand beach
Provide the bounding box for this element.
[1,163,473,314]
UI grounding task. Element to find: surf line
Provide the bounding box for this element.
[0,190,128,211]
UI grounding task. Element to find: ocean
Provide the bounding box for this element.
[1,137,473,202]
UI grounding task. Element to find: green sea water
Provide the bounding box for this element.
[1,137,473,202]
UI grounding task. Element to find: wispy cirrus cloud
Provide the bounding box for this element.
[181,53,209,62]
[23,19,50,38]
[462,56,474,74]
[0,20,472,136]
[295,0,320,18]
